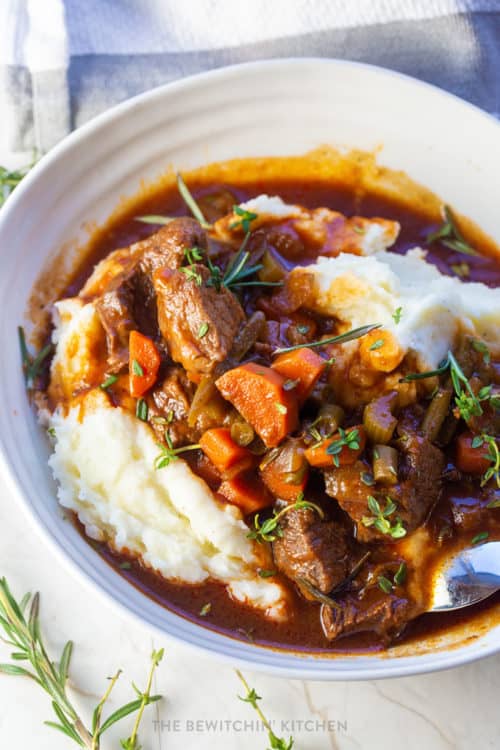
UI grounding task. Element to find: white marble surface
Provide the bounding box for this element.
[1,148,499,750]
[1,482,500,750]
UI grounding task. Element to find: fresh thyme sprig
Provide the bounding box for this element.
[229,205,258,233]
[236,670,294,750]
[247,497,324,544]
[361,496,407,539]
[326,427,361,468]
[0,578,163,749]
[400,349,499,422]
[273,323,382,356]
[425,205,478,256]
[154,431,200,469]
[176,173,212,230]
[18,326,53,390]
[472,434,500,488]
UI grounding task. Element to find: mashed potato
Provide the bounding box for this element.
[48,301,289,620]
[299,248,500,370]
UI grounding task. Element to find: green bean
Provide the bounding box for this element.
[421,388,452,441]
[230,420,255,447]
[373,445,399,485]
[363,391,398,444]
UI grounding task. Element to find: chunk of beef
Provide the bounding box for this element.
[272,508,350,594]
[449,485,500,533]
[95,268,138,371]
[148,367,198,446]
[320,590,414,644]
[94,219,207,370]
[154,264,245,376]
[138,217,207,274]
[324,430,445,542]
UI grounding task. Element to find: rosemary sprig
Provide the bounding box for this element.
[236,670,294,750]
[18,326,53,389]
[154,431,200,469]
[247,498,324,544]
[425,205,478,256]
[0,578,162,749]
[135,215,174,225]
[176,173,212,230]
[206,231,282,292]
[229,205,258,233]
[273,323,381,356]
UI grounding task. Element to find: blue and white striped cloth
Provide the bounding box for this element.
[1,0,499,153]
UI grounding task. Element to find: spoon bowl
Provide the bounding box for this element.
[429,542,500,612]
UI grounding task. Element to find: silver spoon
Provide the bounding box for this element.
[429,541,500,611]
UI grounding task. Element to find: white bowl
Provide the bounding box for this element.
[1,59,499,680]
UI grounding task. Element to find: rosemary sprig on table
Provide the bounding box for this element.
[236,670,294,750]
[273,323,382,356]
[247,497,324,544]
[425,205,478,256]
[0,577,163,749]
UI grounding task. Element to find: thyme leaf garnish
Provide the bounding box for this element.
[247,497,324,544]
[154,432,200,470]
[361,496,407,539]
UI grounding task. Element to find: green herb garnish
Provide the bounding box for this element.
[135,215,173,225]
[184,246,204,264]
[229,205,258,233]
[154,432,200,470]
[392,306,403,324]
[247,499,324,544]
[425,205,478,256]
[100,373,118,390]
[136,398,148,422]
[176,173,212,230]
[199,603,212,617]
[393,562,407,586]
[0,578,163,749]
[275,402,288,415]
[258,569,276,578]
[274,323,382,356]
[471,531,489,545]
[131,359,144,377]
[180,266,203,286]
[236,671,294,750]
[361,496,407,539]
[326,428,361,468]
[198,322,209,339]
[378,575,393,594]
[369,338,385,351]
[479,434,500,488]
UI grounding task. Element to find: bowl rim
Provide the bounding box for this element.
[1,57,499,681]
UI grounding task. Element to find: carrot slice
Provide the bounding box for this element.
[304,425,366,468]
[199,428,254,477]
[129,330,161,398]
[272,347,326,403]
[260,461,308,502]
[358,330,404,373]
[218,473,274,515]
[215,363,299,447]
[455,432,491,474]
